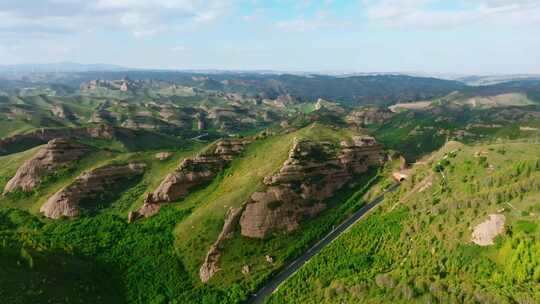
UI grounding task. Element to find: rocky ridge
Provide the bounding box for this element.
[0,124,114,156]
[40,163,145,219]
[346,107,394,127]
[239,136,384,238]
[198,135,384,282]
[129,139,250,221]
[3,138,90,194]
[199,207,243,283]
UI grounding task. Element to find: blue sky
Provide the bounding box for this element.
[0,0,539,74]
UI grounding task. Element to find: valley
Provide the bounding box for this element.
[0,72,539,303]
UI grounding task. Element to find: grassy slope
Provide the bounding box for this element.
[0,123,374,304]
[269,139,540,303]
[174,130,299,280]
[174,123,357,272]
[0,141,202,215]
[1,122,460,304]
[370,104,540,162]
[0,146,43,190]
[0,119,37,138]
[0,144,206,304]
[171,123,389,302]
[451,92,536,108]
[0,150,121,213]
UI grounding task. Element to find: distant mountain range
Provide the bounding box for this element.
[454,74,540,86]
[0,62,131,74]
[1,62,540,89]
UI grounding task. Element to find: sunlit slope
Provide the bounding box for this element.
[270,139,540,303]
[0,145,43,190]
[0,142,202,215]
[174,124,357,271]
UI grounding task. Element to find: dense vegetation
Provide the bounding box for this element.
[0,123,392,303]
[370,104,540,161]
[270,140,540,303]
[1,73,540,303]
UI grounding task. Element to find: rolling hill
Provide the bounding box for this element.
[269,139,540,303]
[0,74,539,303]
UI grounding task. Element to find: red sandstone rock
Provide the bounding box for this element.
[240,136,384,238]
[40,163,145,219]
[3,138,90,194]
[200,207,243,283]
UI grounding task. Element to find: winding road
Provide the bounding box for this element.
[246,182,401,304]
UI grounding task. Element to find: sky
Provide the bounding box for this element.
[0,0,539,75]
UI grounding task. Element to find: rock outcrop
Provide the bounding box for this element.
[80,77,150,92]
[51,104,75,120]
[346,107,393,127]
[195,112,206,130]
[130,139,249,221]
[314,98,346,114]
[200,207,243,283]
[40,163,145,219]
[3,138,90,194]
[240,136,383,238]
[472,214,505,246]
[155,152,173,161]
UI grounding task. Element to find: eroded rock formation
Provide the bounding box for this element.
[240,136,383,238]
[51,104,75,120]
[3,138,90,194]
[199,207,243,283]
[346,107,393,127]
[0,124,114,156]
[40,163,145,219]
[130,139,250,221]
[155,152,173,161]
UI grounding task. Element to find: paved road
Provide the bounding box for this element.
[246,182,401,304]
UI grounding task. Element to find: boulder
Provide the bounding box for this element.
[155,152,173,161]
[40,163,145,219]
[472,214,505,246]
[3,138,90,194]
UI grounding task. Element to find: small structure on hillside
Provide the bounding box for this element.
[392,172,408,182]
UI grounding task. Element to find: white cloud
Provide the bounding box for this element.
[0,0,234,37]
[362,0,540,29]
[275,11,350,32]
[171,46,186,51]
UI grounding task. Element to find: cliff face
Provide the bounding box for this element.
[130,139,250,221]
[40,163,145,219]
[346,107,393,127]
[3,138,90,194]
[240,136,384,238]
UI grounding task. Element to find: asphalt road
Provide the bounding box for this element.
[246,182,401,304]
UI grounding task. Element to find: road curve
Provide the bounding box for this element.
[246,182,401,304]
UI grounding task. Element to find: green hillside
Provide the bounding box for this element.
[1,74,540,304]
[269,139,540,303]
[0,123,388,303]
